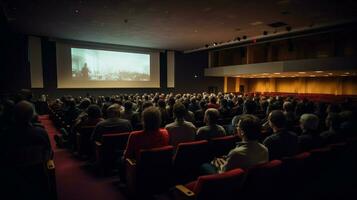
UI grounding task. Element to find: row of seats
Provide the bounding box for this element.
[163,138,357,200]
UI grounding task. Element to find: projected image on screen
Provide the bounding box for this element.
[71,48,150,81]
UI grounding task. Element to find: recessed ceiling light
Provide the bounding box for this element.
[328,73,333,75]
[274,72,281,75]
[309,75,316,77]
[323,75,329,77]
[315,71,323,73]
[298,72,306,74]
[262,73,269,75]
[345,72,350,75]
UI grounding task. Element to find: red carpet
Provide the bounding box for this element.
[38,115,127,200]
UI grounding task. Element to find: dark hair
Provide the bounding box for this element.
[244,100,257,114]
[106,104,121,118]
[269,110,287,129]
[124,101,133,111]
[237,114,261,140]
[173,102,186,119]
[87,104,102,119]
[142,107,161,131]
[326,113,341,131]
[157,99,166,108]
[14,101,34,124]
[283,101,294,113]
[142,101,154,111]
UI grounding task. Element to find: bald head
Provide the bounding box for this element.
[106,104,121,118]
[14,101,34,124]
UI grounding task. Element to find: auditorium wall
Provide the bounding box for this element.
[246,77,357,95]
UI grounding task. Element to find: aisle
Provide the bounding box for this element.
[38,115,126,200]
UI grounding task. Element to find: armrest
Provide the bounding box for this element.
[95,141,103,147]
[126,158,136,166]
[171,185,196,200]
[47,159,55,170]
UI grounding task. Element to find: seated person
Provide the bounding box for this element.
[263,110,298,160]
[196,108,226,140]
[320,112,342,145]
[165,102,197,148]
[298,114,323,152]
[120,101,140,128]
[91,104,132,142]
[202,114,268,174]
[123,107,169,161]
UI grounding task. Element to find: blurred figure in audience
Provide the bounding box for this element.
[283,101,299,132]
[165,102,197,148]
[298,113,323,152]
[196,108,226,140]
[157,99,169,127]
[207,96,220,109]
[123,107,169,160]
[202,114,268,174]
[92,104,132,142]
[320,112,342,145]
[120,101,140,128]
[263,110,298,160]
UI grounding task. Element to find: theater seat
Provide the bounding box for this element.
[173,168,245,200]
[242,160,283,200]
[76,126,96,157]
[2,146,57,200]
[209,135,239,159]
[126,146,174,197]
[95,132,130,174]
[173,140,210,184]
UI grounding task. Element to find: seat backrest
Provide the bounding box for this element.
[209,135,239,158]
[243,160,283,196]
[173,140,210,168]
[194,168,245,200]
[138,145,174,166]
[6,146,48,167]
[102,132,130,151]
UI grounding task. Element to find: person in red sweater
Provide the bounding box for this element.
[123,106,169,161]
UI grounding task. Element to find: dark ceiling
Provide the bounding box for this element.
[2,0,357,51]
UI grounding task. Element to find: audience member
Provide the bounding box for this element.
[263,110,298,160]
[196,108,226,140]
[298,113,323,152]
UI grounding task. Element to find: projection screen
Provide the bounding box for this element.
[56,43,160,88]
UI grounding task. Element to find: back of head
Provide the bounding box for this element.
[204,108,219,125]
[142,107,161,132]
[124,101,133,111]
[173,102,186,119]
[237,114,261,141]
[14,101,34,125]
[142,101,154,111]
[157,99,166,108]
[87,104,102,119]
[106,104,121,118]
[300,113,319,132]
[283,101,294,113]
[269,110,287,129]
[244,100,257,114]
[326,112,341,131]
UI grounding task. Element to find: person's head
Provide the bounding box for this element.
[268,110,287,131]
[142,107,161,131]
[236,114,261,141]
[325,113,341,131]
[300,113,319,132]
[283,101,294,113]
[14,100,34,125]
[124,101,133,112]
[204,108,219,125]
[157,99,166,109]
[87,104,102,119]
[173,102,186,120]
[106,104,121,118]
[142,101,154,111]
[79,98,91,110]
[209,96,217,104]
[243,99,257,114]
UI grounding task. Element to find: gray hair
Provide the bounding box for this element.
[300,113,319,131]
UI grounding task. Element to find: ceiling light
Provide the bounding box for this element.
[298,72,306,74]
[274,72,281,75]
[341,75,348,76]
[309,75,316,77]
[315,71,323,73]
[213,42,217,46]
[345,72,350,75]
[291,76,296,78]
[281,76,286,77]
[328,73,333,75]
[323,75,329,77]
[262,73,269,75]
